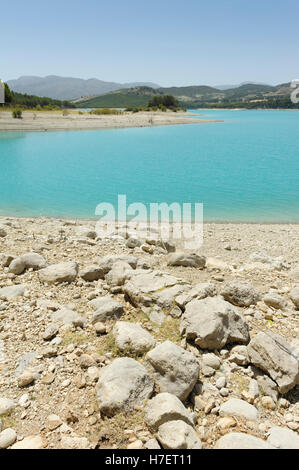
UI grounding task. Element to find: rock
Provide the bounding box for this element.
[180,296,250,350]
[267,426,299,449]
[94,322,107,335]
[145,340,199,401]
[215,432,274,449]
[0,428,17,449]
[79,354,97,369]
[17,370,35,387]
[221,281,260,306]
[39,261,78,283]
[229,345,250,366]
[219,398,259,421]
[124,270,189,307]
[248,252,287,271]
[157,240,176,253]
[201,352,221,370]
[217,417,236,431]
[157,420,202,449]
[216,376,227,389]
[60,436,90,449]
[256,375,278,402]
[248,332,299,393]
[290,286,299,309]
[0,285,26,300]
[0,398,15,415]
[10,435,45,449]
[0,226,7,237]
[52,308,86,328]
[80,265,105,281]
[149,309,165,325]
[113,321,156,354]
[96,357,154,416]
[261,396,276,410]
[97,254,137,273]
[90,296,124,323]
[127,440,143,449]
[47,414,62,430]
[105,261,133,286]
[144,438,161,449]
[289,266,299,280]
[76,227,96,239]
[8,257,26,275]
[126,237,142,249]
[42,323,59,340]
[175,282,217,309]
[167,253,206,269]
[87,366,100,382]
[264,291,287,310]
[15,352,37,377]
[145,393,194,430]
[1,253,15,267]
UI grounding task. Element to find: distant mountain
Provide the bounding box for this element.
[216,81,272,90]
[7,76,160,100]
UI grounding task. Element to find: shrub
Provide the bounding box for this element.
[12,108,22,119]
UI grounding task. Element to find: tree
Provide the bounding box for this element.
[4,83,12,103]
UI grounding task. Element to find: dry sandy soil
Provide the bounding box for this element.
[0,110,219,132]
[0,217,298,449]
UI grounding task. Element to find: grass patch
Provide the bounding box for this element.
[60,329,92,346]
[97,332,145,360]
[153,316,181,344]
[230,373,250,394]
[1,410,16,429]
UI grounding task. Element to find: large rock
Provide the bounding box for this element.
[9,252,47,275]
[10,435,45,449]
[175,282,217,309]
[267,426,299,449]
[157,421,202,449]
[52,308,86,327]
[264,291,287,310]
[124,270,189,307]
[248,332,299,393]
[219,398,259,421]
[96,255,137,274]
[290,286,299,309]
[96,357,154,416]
[180,296,250,350]
[39,261,78,283]
[167,253,206,269]
[0,398,15,415]
[145,393,194,430]
[221,281,260,306]
[90,296,124,323]
[79,265,105,281]
[105,261,133,286]
[145,340,199,401]
[0,428,17,449]
[215,432,274,449]
[113,321,156,353]
[0,285,26,300]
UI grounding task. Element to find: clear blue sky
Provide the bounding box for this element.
[2,0,299,86]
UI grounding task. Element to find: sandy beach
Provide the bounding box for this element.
[0,216,298,449]
[0,110,219,132]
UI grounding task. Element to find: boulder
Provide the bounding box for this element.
[0,398,15,416]
[290,286,299,309]
[0,285,26,300]
[105,261,133,286]
[221,281,260,306]
[264,291,287,310]
[145,340,199,401]
[90,296,124,323]
[175,282,217,309]
[0,428,17,449]
[215,432,274,449]
[39,261,78,283]
[1,253,15,267]
[180,296,250,350]
[113,321,156,353]
[157,420,202,449]
[145,393,194,430]
[97,255,137,274]
[9,252,47,275]
[267,426,299,449]
[167,253,206,269]
[52,308,86,328]
[96,357,154,416]
[219,398,259,421]
[248,332,299,393]
[10,435,45,449]
[80,265,105,281]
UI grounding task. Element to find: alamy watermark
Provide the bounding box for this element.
[291,79,299,104]
[95,195,203,250]
[0,80,4,104]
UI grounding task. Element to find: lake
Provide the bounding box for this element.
[0,109,298,222]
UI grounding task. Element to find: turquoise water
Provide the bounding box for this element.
[0,109,298,222]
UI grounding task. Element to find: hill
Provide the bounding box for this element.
[7,76,160,101]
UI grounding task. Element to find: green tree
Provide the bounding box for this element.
[4,83,12,103]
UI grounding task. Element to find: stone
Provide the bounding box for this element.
[113,321,156,353]
[219,398,259,421]
[0,285,26,300]
[180,296,250,350]
[215,432,274,449]
[126,237,142,249]
[0,226,7,237]
[124,270,189,308]
[94,322,107,335]
[52,308,86,328]
[248,252,287,271]
[42,323,59,340]
[1,253,15,267]
[79,354,97,369]
[90,296,124,323]
[267,426,299,449]
[217,417,236,431]
[127,440,143,449]
[229,345,250,366]
[157,420,202,449]
[264,291,287,310]
[97,254,137,273]
[145,393,194,430]
[175,282,217,309]
[76,226,96,239]
[0,398,15,415]
[47,414,62,430]
[290,286,299,309]
[256,375,279,402]
[60,436,90,449]
[144,438,161,449]
[261,396,276,410]
[8,258,26,274]
[39,261,78,283]
[201,353,221,370]
[80,265,105,281]
[145,340,199,401]
[17,252,47,272]
[96,357,154,416]
[167,253,206,269]
[221,281,260,306]
[0,428,17,449]
[248,331,299,393]
[216,376,227,389]
[105,261,133,286]
[10,435,45,449]
[17,370,35,387]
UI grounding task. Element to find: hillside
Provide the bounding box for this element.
[75,82,297,109]
[7,76,160,101]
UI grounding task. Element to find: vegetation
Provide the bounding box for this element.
[90,108,121,115]
[12,108,22,119]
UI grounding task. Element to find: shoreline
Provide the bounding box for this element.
[0,109,220,132]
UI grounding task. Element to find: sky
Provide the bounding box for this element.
[1,0,299,86]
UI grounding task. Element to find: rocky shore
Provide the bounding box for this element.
[0,217,298,449]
